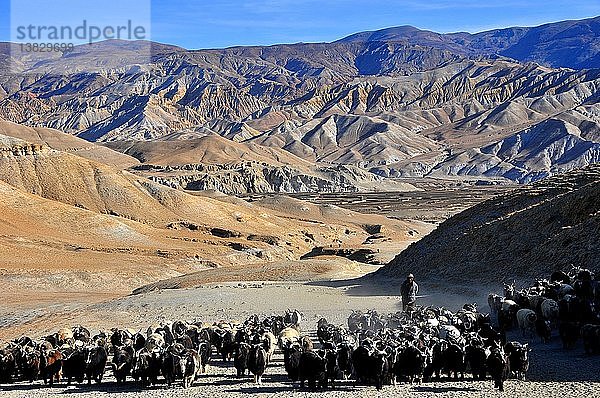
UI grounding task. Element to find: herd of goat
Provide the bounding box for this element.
[489,267,600,353]
[0,267,598,392]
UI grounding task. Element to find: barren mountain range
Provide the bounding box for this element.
[0,16,599,194]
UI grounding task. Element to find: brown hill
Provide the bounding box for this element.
[0,133,346,234]
[0,132,427,297]
[374,164,600,285]
[0,118,139,169]
[0,178,190,293]
[253,113,441,166]
[102,134,417,194]
[102,134,312,168]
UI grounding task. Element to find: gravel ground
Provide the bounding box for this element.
[1,282,599,397]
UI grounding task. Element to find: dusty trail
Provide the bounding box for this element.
[0,281,489,340]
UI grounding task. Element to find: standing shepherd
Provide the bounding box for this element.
[401,273,419,312]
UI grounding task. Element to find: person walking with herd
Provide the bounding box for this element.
[401,273,419,312]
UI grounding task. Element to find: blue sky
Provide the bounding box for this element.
[1,0,599,49]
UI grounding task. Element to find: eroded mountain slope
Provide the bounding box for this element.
[0,132,428,294]
[374,164,600,284]
[0,18,599,184]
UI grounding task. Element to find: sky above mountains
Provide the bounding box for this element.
[0,0,598,49]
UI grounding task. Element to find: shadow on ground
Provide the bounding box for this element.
[0,381,147,393]
[307,277,398,296]
[412,385,480,393]
[307,277,490,309]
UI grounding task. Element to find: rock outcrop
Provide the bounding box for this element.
[135,162,415,195]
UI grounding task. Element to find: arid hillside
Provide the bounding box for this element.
[102,135,415,194]
[0,119,139,169]
[0,124,429,302]
[375,164,600,284]
[103,134,313,168]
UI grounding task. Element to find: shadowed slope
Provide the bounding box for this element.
[374,164,600,284]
